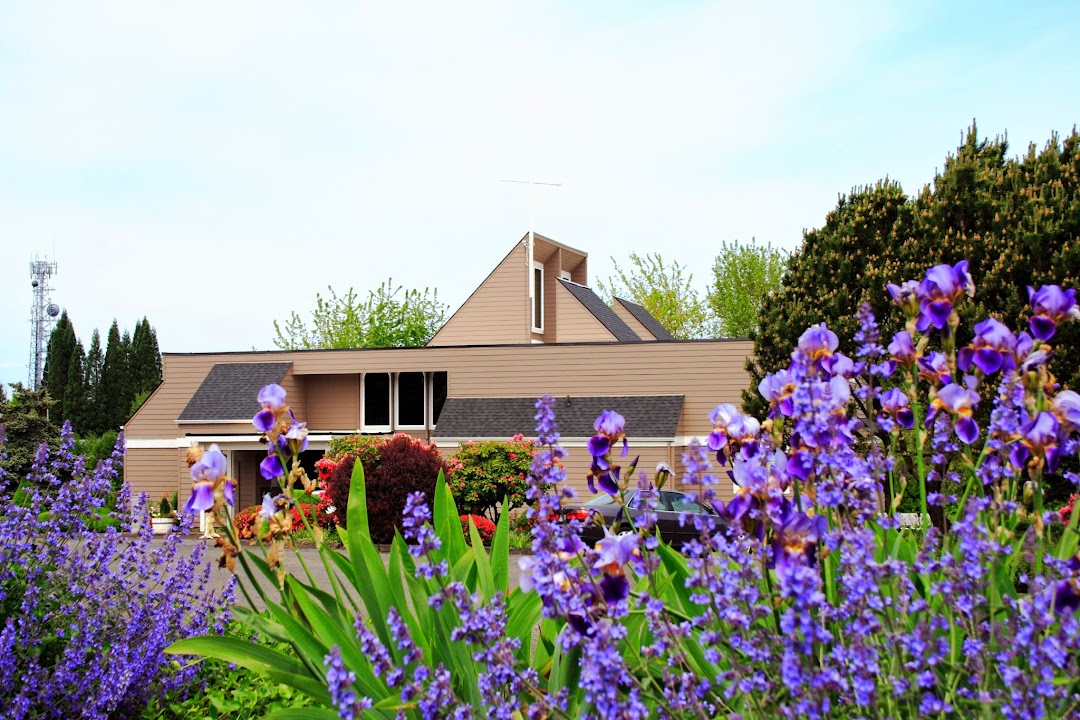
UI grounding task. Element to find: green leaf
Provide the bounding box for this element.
[263,709,342,720]
[655,544,705,618]
[491,497,510,593]
[506,588,542,663]
[468,518,495,599]
[166,636,331,705]
[434,470,468,564]
[345,460,392,645]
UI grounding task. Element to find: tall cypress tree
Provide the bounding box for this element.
[130,317,163,394]
[99,321,129,431]
[42,310,76,417]
[83,330,104,434]
[63,340,86,432]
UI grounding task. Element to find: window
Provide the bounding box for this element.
[396,372,426,428]
[532,261,544,332]
[363,373,391,431]
[430,371,448,427]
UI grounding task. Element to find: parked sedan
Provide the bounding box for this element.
[560,490,718,550]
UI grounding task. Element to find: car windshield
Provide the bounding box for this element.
[584,495,618,507]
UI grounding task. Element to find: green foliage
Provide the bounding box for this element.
[148,625,315,720]
[273,279,449,350]
[62,339,87,431]
[706,239,788,338]
[746,124,1080,420]
[446,438,537,524]
[169,462,539,716]
[131,317,163,396]
[99,320,133,432]
[42,310,77,414]
[0,383,58,483]
[597,252,712,339]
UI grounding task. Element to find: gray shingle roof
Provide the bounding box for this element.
[178,362,292,422]
[615,297,675,340]
[434,395,684,438]
[557,279,641,343]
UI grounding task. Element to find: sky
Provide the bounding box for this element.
[2,1,1079,389]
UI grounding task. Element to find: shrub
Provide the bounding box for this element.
[322,434,387,527]
[446,436,535,523]
[365,435,445,543]
[460,514,496,545]
[0,424,233,719]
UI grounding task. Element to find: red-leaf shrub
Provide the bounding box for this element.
[323,434,446,543]
[460,514,496,545]
[324,435,386,527]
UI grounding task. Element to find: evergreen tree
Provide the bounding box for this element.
[99,321,131,431]
[83,330,105,434]
[63,340,86,432]
[42,310,77,417]
[130,317,162,394]
[0,383,58,486]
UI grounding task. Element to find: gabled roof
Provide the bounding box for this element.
[434,395,684,438]
[557,279,641,343]
[614,297,675,340]
[178,362,292,422]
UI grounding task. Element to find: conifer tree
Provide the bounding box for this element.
[63,340,86,433]
[130,317,162,394]
[99,321,131,431]
[83,330,105,433]
[42,310,77,416]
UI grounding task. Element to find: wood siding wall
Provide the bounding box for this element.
[612,302,657,340]
[126,448,185,503]
[428,244,528,347]
[553,282,616,343]
[305,374,359,431]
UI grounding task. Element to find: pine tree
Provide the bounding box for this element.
[83,330,104,433]
[42,310,77,418]
[0,383,58,485]
[63,340,86,432]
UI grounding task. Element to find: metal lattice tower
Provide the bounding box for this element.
[28,258,59,390]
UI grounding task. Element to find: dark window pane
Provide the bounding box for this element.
[364,373,390,427]
[398,372,425,426]
[432,372,448,425]
[533,267,543,328]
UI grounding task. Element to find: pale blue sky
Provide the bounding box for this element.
[1,1,1078,390]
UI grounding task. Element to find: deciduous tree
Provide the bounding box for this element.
[597,252,711,339]
[706,240,788,338]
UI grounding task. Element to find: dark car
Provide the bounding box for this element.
[560,490,718,550]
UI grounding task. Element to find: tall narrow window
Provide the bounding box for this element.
[431,371,448,427]
[532,262,544,332]
[396,372,426,428]
[363,372,391,431]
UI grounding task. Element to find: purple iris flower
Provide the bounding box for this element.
[879,388,914,430]
[260,453,285,480]
[259,492,277,521]
[918,352,952,386]
[707,404,739,451]
[958,318,1017,375]
[916,260,975,331]
[1028,285,1080,341]
[184,444,226,513]
[888,331,919,366]
[1053,556,1080,614]
[758,369,796,417]
[887,279,921,316]
[594,410,625,437]
[770,501,826,575]
[1052,390,1080,434]
[927,383,979,444]
[253,383,288,432]
[1011,411,1061,472]
[797,323,839,364]
[823,352,855,379]
[285,420,309,453]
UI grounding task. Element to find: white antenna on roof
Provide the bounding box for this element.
[499,178,562,248]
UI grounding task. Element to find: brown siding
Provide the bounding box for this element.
[125,448,186,505]
[612,302,658,340]
[127,341,751,501]
[553,282,616,343]
[304,374,359,431]
[428,243,529,346]
[540,251,560,343]
[234,450,262,508]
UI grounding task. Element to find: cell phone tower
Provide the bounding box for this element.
[28,257,60,390]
